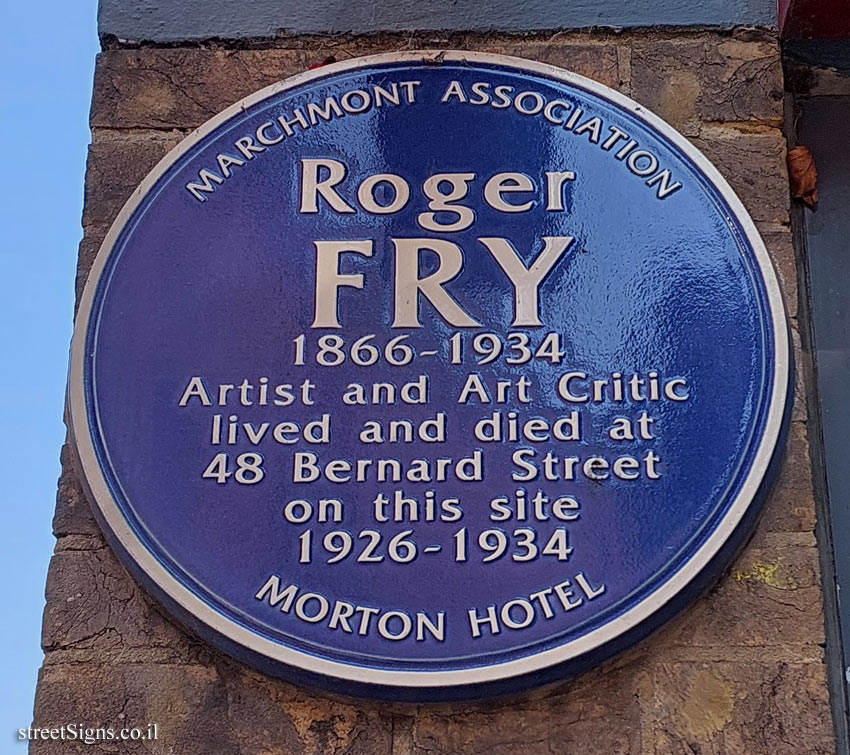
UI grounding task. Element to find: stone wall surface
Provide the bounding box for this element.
[34,29,836,754]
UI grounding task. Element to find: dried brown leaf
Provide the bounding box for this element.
[788,145,818,210]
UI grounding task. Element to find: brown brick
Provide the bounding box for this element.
[91,49,318,130]
[662,540,824,649]
[645,661,833,754]
[691,126,789,224]
[82,132,182,228]
[74,225,108,310]
[791,323,809,423]
[41,544,202,660]
[90,42,625,131]
[53,444,101,538]
[221,665,393,755]
[34,659,392,754]
[759,228,797,319]
[465,40,621,89]
[397,668,642,755]
[631,37,783,132]
[32,663,239,754]
[761,421,817,533]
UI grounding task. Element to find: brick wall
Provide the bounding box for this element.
[34,29,835,754]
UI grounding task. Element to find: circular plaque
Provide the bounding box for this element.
[70,52,791,700]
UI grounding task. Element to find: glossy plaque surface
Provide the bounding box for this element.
[70,52,791,700]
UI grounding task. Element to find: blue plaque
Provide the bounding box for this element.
[70,52,791,700]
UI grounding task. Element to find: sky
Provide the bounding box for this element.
[0,0,98,742]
